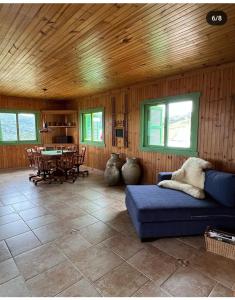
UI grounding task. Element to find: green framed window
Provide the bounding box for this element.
[80,108,104,146]
[0,110,40,145]
[140,92,200,156]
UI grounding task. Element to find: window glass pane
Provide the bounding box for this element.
[92,112,103,141]
[167,101,192,148]
[0,113,17,142]
[18,113,37,141]
[84,113,92,140]
[147,104,165,146]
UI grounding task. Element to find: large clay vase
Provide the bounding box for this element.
[106,153,123,170]
[121,157,141,185]
[104,163,120,186]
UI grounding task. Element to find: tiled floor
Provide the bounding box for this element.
[0,169,234,297]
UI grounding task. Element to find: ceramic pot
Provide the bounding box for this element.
[106,153,123,170]
[121,157,141,185]
[104,163,120,186]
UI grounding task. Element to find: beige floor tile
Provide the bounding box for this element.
[91,207,122,222]
[161,266,216,297]
[69,214,99,230]
[190,251,235,289]
[95,262,148,296]
[0,213,21,226]
[57,278,101,297]
[0,206,15,217]
[26,260,82,297]
[19,206,49,221]
[209,283,235,297]
[74,199,103,214]
[33,221,72,243]
[71,244,124,282]
[43,201,71,210]
[0,258,19,284]
[0,240,12,262]
[0,190,22,198]
[152,237,197,259]
[25,214,58,230]
[77,189,104,201]
[1,194,28,205]
[102,233,145,259]
[90,195,116,208]
[54,232,92,257]
[178,235,205,249]
[48,204,86,219]
[0,220,30,240]
[23,189,50,200]
[0,276,31,296]
[15,244,66,280]
[110,200,127,212]
[133,280,169,297]
[6,231,41,256]
[107,212,136,236]
[79,221,118,245]
[127,245,177,283]
[1,170,235,298]
[12,201,38,212]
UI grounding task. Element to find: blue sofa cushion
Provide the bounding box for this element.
[157,172,172,183]
[125,185,235,223]
[204,170,235,207]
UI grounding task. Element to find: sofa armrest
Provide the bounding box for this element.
[157,172,173,183]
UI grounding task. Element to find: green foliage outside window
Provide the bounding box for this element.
[80,108,104,146]
[0,110,40,145]
[140,93,200,156]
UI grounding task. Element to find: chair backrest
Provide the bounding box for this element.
[25,148,34,167]
[80,146,86,160]
[34,153,53,172]
[73,146,86,165]
[66,145,78,152]
[59,152,76,169]
[34,146,46,153]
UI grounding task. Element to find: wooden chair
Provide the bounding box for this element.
[31,153,57,186]
[34,146,46,153]
[26,148,39,181]
[66,145,78,152]
[59,152,77,183]
[73,146,89,177]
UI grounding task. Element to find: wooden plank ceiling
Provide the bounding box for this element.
[0,3,235,99]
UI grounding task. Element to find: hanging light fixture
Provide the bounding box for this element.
[39,121,52,133]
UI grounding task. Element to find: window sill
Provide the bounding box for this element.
[140,145,198,157]
[80,141,105,148]
[0,141,40,146]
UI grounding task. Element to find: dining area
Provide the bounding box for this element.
[26,146,88,186]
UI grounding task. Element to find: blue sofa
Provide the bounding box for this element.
[125,170,235,241]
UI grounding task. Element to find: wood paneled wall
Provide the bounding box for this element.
[0,95,66,169]
[75,62,235,183]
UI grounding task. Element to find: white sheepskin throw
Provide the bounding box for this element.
[158,157,212,199]
[172,157,212,189]
[158,180,205,199]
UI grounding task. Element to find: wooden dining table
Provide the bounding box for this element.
[41,150,73,157]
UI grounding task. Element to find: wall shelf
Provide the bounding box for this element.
[41,110,78,145]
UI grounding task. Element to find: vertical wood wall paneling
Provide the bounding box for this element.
[75,63,235,183]
[124,93,129,148]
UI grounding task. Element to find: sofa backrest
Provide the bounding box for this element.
[205,170,235,207]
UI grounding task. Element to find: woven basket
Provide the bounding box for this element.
[205,234,235,260]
